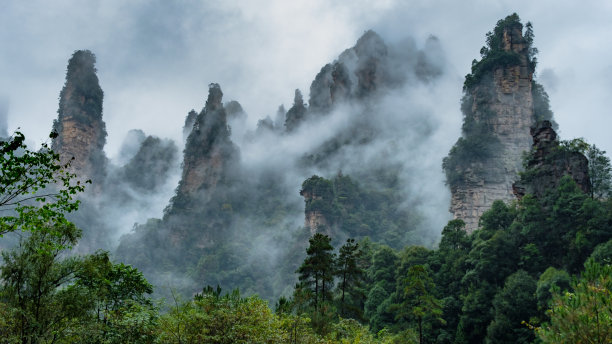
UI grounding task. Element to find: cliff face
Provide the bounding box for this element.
[286,30,443,132]
[513,121,590,199]
[52,50,107,185]
[444,15,553,232]
[300,176,334,235]
[174,83,239,202]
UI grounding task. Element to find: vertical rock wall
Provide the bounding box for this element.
[176,83,239,200]
[448,22,535,232]
[52,50,107,186]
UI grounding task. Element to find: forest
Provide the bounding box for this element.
[0,13,610,344]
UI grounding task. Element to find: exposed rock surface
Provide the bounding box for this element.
[445,17,544,232]
[513,121,590,199]
[284,30,443,132]
[175,83,239,200]
[52,50,107,186]
[300,175,334,235]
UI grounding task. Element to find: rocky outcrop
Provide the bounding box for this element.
[284,89,307,132]
[513,121,590,199]
[52,50,107,186]
[284,30,443,132]
[120,136,178,192]
[182,110,198,142]
[175,83,239,199]
[444,15,551,232]
[300,176,335,235]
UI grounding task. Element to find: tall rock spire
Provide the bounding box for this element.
[52,50,107,185]
[174,83,239,201]
[443,14,554,232]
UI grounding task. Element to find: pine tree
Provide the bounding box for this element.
[296,233,335,311]
[335,238,365,319]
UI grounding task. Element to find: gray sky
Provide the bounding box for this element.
[2,0,612,158]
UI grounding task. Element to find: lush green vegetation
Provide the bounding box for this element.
[463,13,532,91]
[444,14,555,188]
[301,174,422,248]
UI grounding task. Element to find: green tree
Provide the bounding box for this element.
[296,233,336,312]
[431,220,471,343]
[0,131,85,237]
[485,270,537,344]
[158,286,288,344]
[586,144,612,199]
[535,267,571,314]
[537,259,612,344]
[396,265,444,344]
[0,222,84,342]
[335,238,365,320]
[364,245,399,333]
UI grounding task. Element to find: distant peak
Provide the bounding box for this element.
[354,30,387,58]
[205,83,223,111]
[66,50,97,76]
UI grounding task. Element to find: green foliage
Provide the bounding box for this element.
[336,238,366,320]
[586,144,612,199]
[591,239,612,265]
[485,270,537,344]
[537,259,612,344]
[532,81,555,124]
[302,174,421,248]
[463,13,534,90]
[0,131,155,343]
[158,286,288,343]
[0,224,156,343]
[396,265,444,344]
[0,131,86,238]
[442,97,502,188]
[536,267,571,312]
[0,222,83,342]
[296,233,336,313]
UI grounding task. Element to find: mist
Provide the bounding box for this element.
[2,1,612,301]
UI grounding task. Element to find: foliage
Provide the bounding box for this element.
[532,81,555,124]
[485,270,537,344]
[586,144,612,199]
[0,131,86,238]
[296,233,336,314]
[301,173,421,249]
[0,222,83,342]
[396,265,444,344]
[463,13,534,90]
[158,286,287,343]
[336,238,366,320]
[537,259,612,344]
[0,220,156,343]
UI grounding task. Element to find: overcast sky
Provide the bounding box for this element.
[2,0,611,158]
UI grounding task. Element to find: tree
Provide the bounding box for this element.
[0,131,155,343]
[296,233,335,312]
[335,238,365,319]
[158,286,287,344]
[485,270,537,344]
[0,221,84,342]
[586,144,612,199]
[537,259,612,344]
[396,265,444,344]
[364,245,399,333]
[0,131,85,237]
